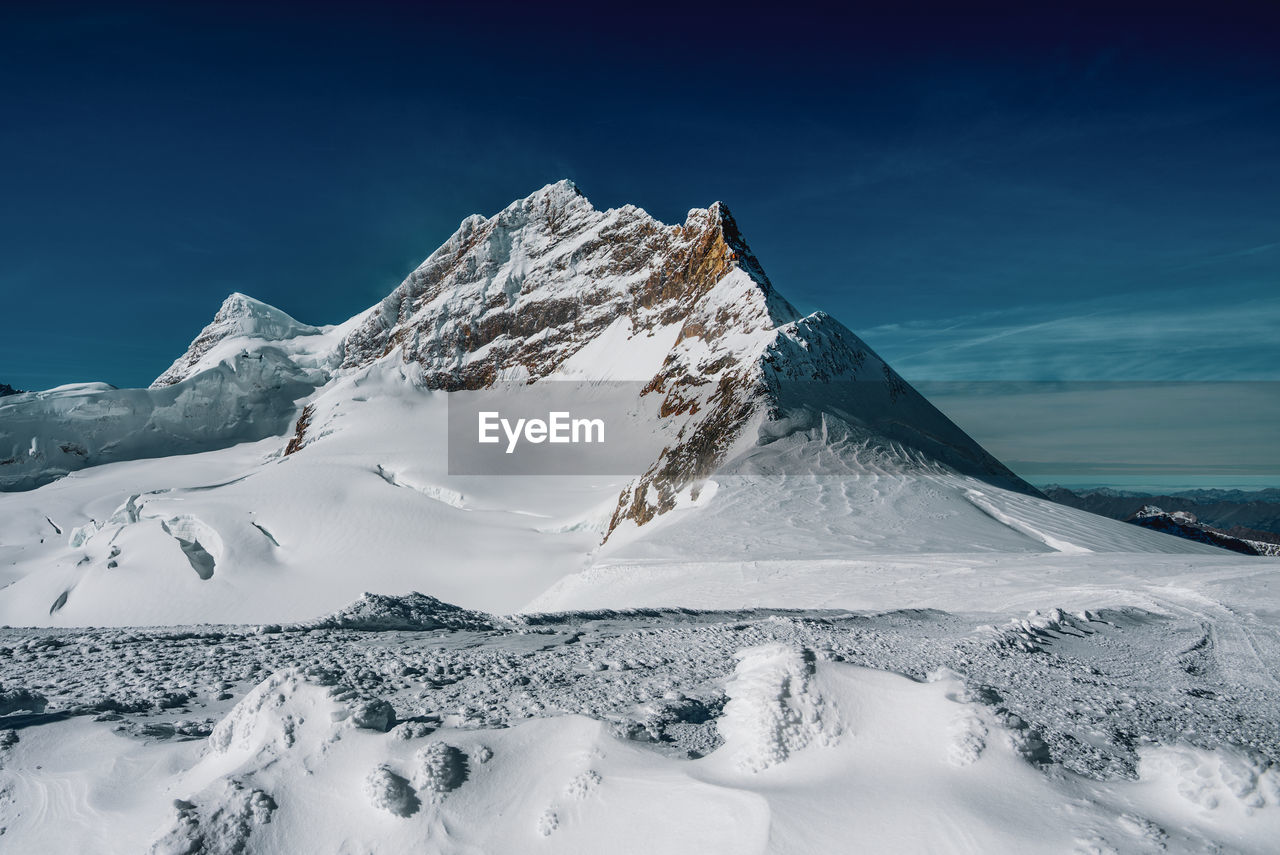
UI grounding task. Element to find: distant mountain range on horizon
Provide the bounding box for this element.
[1044,485,1280,547]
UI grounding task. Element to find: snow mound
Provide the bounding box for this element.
[717,644,840,772]
[0,685,47,716]
[363,765,419,817]
[208,669,342,758]
[1141,743,1280,812]
[946,707,989,767]
[411,741,468,797]
[304,592,500,632]
[350,698,396,732]
[149,780,277,855]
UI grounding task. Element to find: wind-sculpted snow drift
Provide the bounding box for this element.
[718,644,840,772]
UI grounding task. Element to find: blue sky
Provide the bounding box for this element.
[1,3,1277,406]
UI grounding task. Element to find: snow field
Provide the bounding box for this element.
[2,592,1279,853]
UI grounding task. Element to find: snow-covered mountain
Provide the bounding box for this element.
[1044,484,1280,536]
[1126,505,1280,556]
[0,182,1229,625]
[5,183,1279,855]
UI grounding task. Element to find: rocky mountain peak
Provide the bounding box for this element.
[337,182,797,389]
[264,181,1027,534]
[522,177,585,208]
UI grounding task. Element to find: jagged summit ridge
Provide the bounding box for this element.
[521,176,586,208]
[338,181,799,389]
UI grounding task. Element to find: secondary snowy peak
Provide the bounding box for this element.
[152,292,320,388]
[0,292,337,490]
[339,181,799,388]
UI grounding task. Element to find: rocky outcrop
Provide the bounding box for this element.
[1043,485,1280,537]
[339,181,797,387]
[1127,506,1279,556]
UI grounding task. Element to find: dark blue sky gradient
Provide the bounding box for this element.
[2,1,1278,389]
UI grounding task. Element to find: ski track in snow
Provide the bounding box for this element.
[1148,587,1280,693]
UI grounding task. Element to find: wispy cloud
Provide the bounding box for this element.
[860,286,1280,381]
[917,381,1280,478]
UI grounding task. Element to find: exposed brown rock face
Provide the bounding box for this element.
[610,369,765,531]
[284,404,314,456]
